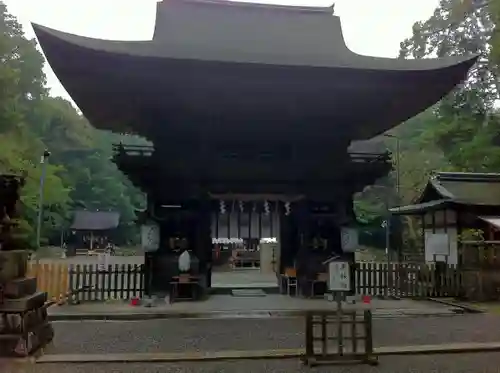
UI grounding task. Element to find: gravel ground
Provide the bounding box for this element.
[48,314,500,354]
[8,354,500,373]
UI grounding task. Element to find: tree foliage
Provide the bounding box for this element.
[356,0,500,251]
[0,3,145,248]
[4,0,500,252]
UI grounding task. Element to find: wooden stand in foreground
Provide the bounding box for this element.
[302,306,378,367]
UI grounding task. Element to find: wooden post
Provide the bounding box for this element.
[337,292,344,356]
[305,312,313,358]
[364,309,373,357]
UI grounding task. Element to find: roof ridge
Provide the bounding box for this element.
[435,171,500,182]
[159,0,336,14]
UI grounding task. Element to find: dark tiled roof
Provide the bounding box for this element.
[70,210,120,231]
[392,172,500,215]
[425,172,500,206]
[390,200,451,215]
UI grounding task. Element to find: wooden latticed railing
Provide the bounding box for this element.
[303,309,377,366]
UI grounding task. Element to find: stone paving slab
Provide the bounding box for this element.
[48,295,459,320]
[48,307,460,321]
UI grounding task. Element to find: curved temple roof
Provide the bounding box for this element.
[32,0,477,141]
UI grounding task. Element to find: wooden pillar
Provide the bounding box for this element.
[295,199,310,295]
[278,212,293,274]
[196,196,212,289]
[144,251,153,297]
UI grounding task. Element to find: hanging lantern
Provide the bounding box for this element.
[219,200,226,214]
[239,200,244,213]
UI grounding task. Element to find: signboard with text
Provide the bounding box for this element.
[328,261,351,292]
[425,232,450,257]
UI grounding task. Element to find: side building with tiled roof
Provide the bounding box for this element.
[391,172,500,300]
[68,210,120,255]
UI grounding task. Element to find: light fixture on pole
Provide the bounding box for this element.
[35,149,51,253]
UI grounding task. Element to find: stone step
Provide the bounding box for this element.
[0,250,29,282]
[4,277,37,298]
[0,291,47,312]
[0,321,54,357]
[231,289,267,297]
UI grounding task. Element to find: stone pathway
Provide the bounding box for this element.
[45,314,500,355]
[48,295,459,320]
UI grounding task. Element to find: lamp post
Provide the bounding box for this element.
[382,134,401,261]
[383,134,401,205]
[382,134,401,294]
[35,150,51,253]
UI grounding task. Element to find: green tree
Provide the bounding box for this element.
[399,0,500,172]
[0,2,145,248]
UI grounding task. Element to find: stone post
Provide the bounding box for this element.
[0,174,54,357]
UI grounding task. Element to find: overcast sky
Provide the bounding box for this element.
[5,0,439,100]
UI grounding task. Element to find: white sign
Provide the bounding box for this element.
[141,223,160,252]
[328,261,351,292]
[425,232,450,256]
[97,253,110,271]
[341,228,359,253]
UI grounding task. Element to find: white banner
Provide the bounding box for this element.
[211,212,279,239]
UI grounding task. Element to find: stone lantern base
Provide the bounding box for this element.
[0,250,54,357]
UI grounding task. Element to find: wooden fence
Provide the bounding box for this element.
[355,262,463,298]
[68,264,145,302]
[28,263,70,301]
[28,262,464,303]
